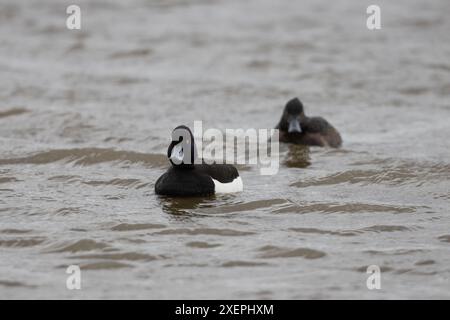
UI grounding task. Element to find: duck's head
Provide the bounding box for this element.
[277,98,305,134]
[167,125,198,168]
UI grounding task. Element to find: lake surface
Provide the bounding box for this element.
[0,0,449,299]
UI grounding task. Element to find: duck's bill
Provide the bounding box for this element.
[288,119,302,133]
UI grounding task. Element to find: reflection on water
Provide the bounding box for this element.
[159,196,216,217]
[0,0,449,299]
[283,144,311,168]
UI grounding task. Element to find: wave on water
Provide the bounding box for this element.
[257,245,326,259]
[0,108,28,118]
[45,239,109,253]
[292,163,450,188]
[153,228,255,236]
[274,202,417,214]
[290,224,417,237]
[0,148,168,168]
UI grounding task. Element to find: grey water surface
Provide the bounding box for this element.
[0,0,449,299]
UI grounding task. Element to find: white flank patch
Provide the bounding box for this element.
[212,176,243,193]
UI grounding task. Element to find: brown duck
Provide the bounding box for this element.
[275,98,342,148]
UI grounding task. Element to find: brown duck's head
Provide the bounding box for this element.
[277,97,306,133]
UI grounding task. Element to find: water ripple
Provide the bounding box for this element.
[257,245,326,259]
[46,239,109,253]
[111,223,166,231]
[154,228,255,236]
[0,148,167,168]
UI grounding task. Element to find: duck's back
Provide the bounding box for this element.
[196,163,240,183]
[303,117,342,148]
